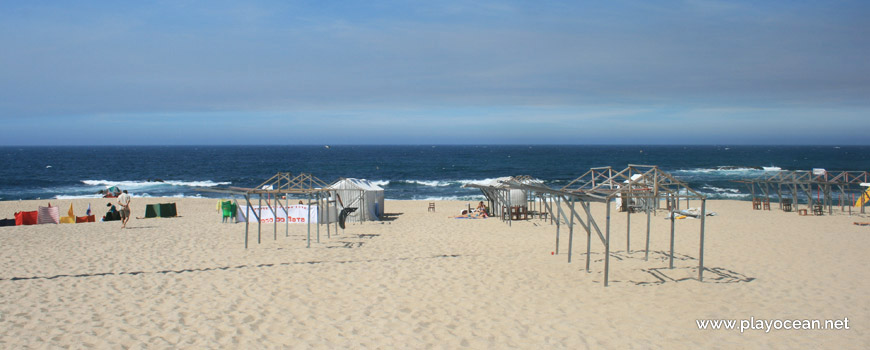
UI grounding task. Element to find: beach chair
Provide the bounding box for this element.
[221,201,236,223]
[781,198,793,212]
[813,204,824,216]
[428,202,435,212]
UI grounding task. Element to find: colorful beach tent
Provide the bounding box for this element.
[60,203,76,224]
[15,211,38,225]
[76,215,96,223]
[105,186,122,197]
[37,205,59,224]
[144,203,178,218]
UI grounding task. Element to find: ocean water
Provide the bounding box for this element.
[1,145,867,201]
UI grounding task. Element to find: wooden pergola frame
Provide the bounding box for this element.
[462,175,542,226]
[200,172,340,249]
[503,165,708,287]
[734,170,870,215]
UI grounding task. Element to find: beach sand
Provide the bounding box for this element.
[1,198,868,349]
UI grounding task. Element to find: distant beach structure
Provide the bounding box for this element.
[329,178,385,222]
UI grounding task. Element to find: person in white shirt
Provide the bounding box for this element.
[117,190,132,229]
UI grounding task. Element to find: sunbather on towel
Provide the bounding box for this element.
[450,209,487,219]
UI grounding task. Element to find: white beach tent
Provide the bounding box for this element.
[329,178,385,223]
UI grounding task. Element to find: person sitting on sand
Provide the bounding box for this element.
[103,203,118,221]
[475,201,487,215]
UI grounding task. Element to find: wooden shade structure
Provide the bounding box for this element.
[199,172,340,249]
[502,165,708,287]
[734,170,870,215]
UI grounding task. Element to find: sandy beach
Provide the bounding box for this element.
[1,197,868,349]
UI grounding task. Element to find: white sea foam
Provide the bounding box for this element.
[459,177,544,186]
[81,180,231,188]
[389,180,452,187]
[457,178,502,185]
[410,195,487,201]
[53,194,104,200]
[410,180,452,187]
[366,178,544,188]
[701,192,752,199]
[674,167,761,174]
[702,186,741,194]
[166,193,203,198]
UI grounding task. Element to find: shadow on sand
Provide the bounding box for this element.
[0,254,462,282]
[577,250,755,286]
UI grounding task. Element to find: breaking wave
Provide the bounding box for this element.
[409,195,487,201]
[701,186,741,194]
[53,194,105,200]
[377,178,541,188]
[699,192,752,200]
[369,180,390,187]
[81,180,231,188]
[672,165,783,177]
[383,179,503,187]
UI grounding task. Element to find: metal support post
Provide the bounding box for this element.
[605,199,612,287]
[560,196,562,254]
[699,198,706,281]
[645,205,651,261]
[568,196,575,263]
[669,207,675,269]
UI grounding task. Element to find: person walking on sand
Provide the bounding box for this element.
[118,190,132,229]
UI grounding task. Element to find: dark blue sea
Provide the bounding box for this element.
[1,145,868,201]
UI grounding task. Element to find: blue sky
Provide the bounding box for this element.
[1,0,868,145]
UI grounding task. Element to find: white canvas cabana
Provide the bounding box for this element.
[329,178,384,223]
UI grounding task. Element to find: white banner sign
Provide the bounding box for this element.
[236,205,318,224]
